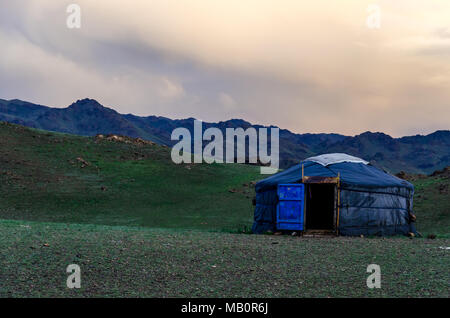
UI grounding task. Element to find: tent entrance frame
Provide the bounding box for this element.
[301,173,340,235]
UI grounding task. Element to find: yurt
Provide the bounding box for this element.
[252,153,416,236]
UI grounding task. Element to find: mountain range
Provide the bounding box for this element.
[0,98,449,174]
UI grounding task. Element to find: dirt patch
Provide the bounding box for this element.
[228,181,257,198]
[76,157,90,168]
[396,171,427,182]
[95,134,156,146]
[430,166,450,179]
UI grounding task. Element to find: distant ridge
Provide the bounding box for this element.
[0,98,449,173]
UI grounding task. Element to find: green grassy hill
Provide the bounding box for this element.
[0,121,262,232]
[1,121,449,235]
[397,169,450,237]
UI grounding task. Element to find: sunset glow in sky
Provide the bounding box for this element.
[1,0,450,136]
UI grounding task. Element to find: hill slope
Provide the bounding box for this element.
[396,168,450,237]
[0,121,448,236]
[1,98,449,173]
[0,122,261,231]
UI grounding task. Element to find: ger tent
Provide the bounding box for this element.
[252,153,415,236]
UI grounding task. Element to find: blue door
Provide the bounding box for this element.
[277,184,304,231]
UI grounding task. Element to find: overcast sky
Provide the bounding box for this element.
[1,0,449,136]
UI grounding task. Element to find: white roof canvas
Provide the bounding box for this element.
[305,153,369,166]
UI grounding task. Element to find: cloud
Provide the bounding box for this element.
[0,0,449,136]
